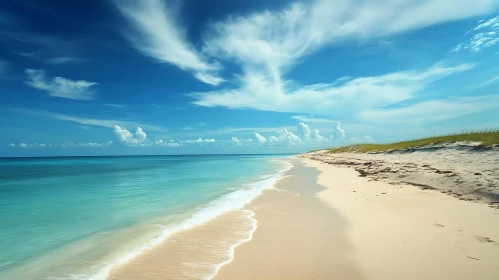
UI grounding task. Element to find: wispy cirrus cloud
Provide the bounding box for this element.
[476,75,499,88]
[190,0,492,125]
[191,63,474,117]
[114,0,223,85]
[1,16,82,65]
[359,95,499,124]
[25,69,97,100]
[9,108,168,132]
[291,115,339,124]
[203,0,492,78]
[452,15,499,53]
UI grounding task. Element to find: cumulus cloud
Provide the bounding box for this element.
[297,123,312,139]
[114,0,222,85]
[184,137,216,143]
[310,129,326,142]
[114,125,148,145]
[231,136,241,145]
[452,16,499,52]
[61,141,113,148]
[253,122,337,146]
[335,122,346,138]
[25,69,97,100]
[254,132,267,143]
[276,129,302,145]
[155,139,182,147]
[13,143,52,148]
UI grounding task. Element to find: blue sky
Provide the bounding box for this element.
[1,0,499,156]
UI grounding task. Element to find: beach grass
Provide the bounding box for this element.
[324,129,499,153]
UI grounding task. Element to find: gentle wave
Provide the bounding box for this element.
[55,158,293,280]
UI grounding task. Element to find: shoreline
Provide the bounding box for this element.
[109,156,499,279]
[108,158,292,280]
[213,158,499,279]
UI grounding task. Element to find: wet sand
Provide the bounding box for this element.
[110,158,499,280]
[215,158,499,280]
[213,159,363,279]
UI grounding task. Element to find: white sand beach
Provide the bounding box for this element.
[111,155,499,279]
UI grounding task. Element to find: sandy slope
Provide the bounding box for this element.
[303,147,499,208]
[214,158,499,280]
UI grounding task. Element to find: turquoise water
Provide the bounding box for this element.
[0,155,291,280]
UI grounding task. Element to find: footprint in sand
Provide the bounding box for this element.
[474,236,499,246]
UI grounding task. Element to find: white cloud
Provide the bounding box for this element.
[114,0,222,85]
[190,0,489,120]
[103,104,124,108]
[310,129,326,142]
[252,123,335,146]
[231,136,241,144]
[291,115,339,123]
[194,73,225,86]
[476,75,499,88]
[359,95,499,124]
[203,0,491,78]
[46,57,81,64]
[184,137,216,143]
[297,122,311,139]
[451,16,499,52]
[114,125,148,146]
[191,63,474,117]
[254,132,267,143]
[155,139,182,147]
[14,143,52,148]
[335,122,346,138]
[61,141,113,148]
[268,136,279,144]
[25,69,97,100]
[276,129,302,145]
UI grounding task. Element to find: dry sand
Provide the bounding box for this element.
[214,158,499,280]
[110,156,499,280]
[304,147,499,207]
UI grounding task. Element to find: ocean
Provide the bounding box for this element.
[0,155,292,280]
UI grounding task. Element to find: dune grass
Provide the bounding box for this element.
[325,129,499,154]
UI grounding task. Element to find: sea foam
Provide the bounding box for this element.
[59,158,293,280]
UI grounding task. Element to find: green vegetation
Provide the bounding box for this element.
[325,129,499,154]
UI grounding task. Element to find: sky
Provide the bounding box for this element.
[1,0,499,157]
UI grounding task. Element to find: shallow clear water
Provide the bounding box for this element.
[0,155,290,280]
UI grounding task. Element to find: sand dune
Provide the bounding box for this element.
[302,146,499,208]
